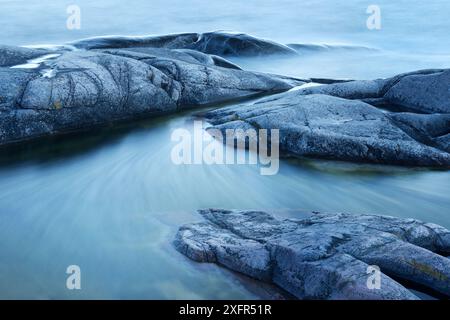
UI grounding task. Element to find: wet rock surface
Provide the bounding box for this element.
[175,209,450,300]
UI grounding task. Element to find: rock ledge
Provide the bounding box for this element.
[175,209,450,300]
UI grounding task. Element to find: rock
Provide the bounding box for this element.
[203,92,450,167]
[184,32,298,57]
[96,47,242,70]
[388,113,450,153]
[0,46,303,145]
[175,209,450,300]
[71,32,379,58]
[295,79,385,100]
[383,69,450,114]
[71,32,299,57]
[296,69,450,114]
[0,45,50,67]
[70,33,201,50]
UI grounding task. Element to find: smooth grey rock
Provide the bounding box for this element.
[175,209,450,300]
[0,47,302,145]
[295,79,385,100]
[71,32,299,57]
[0,45,49,67]
[0,68,36,109]
[184,32,298,57]
[296,69,450,114]
[70,33,200,50]
[388,113,450,153]
[96,47,242,70]
[203,92,450,167]
[71,32,378,58]
[383,69,450,114]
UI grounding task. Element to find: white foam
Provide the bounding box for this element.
[10,53,61,69]
[288,82,323,92]
[41,69,56,78]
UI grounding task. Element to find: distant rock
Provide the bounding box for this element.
[72,31,297,57]
[70,32,379,58]
[70,32,299,57]
[175,209,450,300]
[70,33,200,50]
[185,32,298,57]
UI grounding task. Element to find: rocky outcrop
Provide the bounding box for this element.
[388,113,450,153]
[96,47,243,70]
[296,69,450,114]
[70,32,377,58]
[70,32,299,57]
[203,92,450,167]
[2,33,449,158]
[0,44,303,145]
[382,70,450,114]
[175,209,450,300]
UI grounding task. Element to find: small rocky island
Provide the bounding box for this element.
[1,32,449,300]
[175,209,450,300]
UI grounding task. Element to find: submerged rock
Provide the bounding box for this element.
[203,92,450,167]
[175,209,450,300]
[0,45,302,145]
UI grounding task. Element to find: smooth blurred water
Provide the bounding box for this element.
[0,0,448,52]
[2,0,450,79]
[0,0,449,299]
[0,111,449,299]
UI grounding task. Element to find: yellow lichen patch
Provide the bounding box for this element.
[408,259,449,282]
[53,100,62,110]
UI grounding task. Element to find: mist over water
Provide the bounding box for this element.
[2,0,449,52]
[0,0,449,299]
[3,0,450,79]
